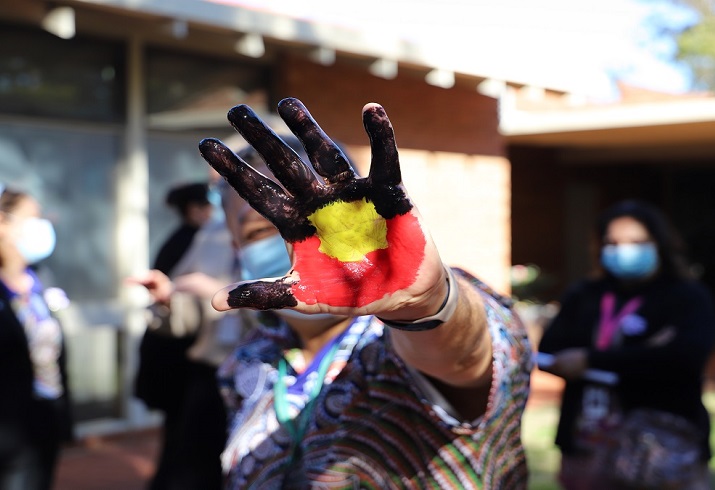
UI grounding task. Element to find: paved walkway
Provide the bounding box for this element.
[54,429,159,490]
[53,370,564,490]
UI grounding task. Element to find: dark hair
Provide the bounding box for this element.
[165,182,210,217]
[0,186,29,214]
[0,186,32,268]
[596,199,689,279]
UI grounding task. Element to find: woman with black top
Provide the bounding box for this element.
[539,200,715,490]
[0,185,72,490]
[133,181,243,490]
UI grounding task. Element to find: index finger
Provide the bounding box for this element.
[228,104,320,198]
[199,138,305,236]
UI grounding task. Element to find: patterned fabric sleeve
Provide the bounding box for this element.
[387,268,533,487]
[401,268,532,426]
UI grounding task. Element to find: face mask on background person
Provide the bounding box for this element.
[238,233,345,323]
[16,217,56,265]
[601,242,659,280]
[207,186,225,223]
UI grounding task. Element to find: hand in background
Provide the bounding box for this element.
[548,348,589,381]
[127,270,173,304]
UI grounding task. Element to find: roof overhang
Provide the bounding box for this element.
[0,0,573,96]
[502,97,715,149]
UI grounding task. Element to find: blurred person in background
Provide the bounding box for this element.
[539,200,715,490]
[193,97,532,488]
[0,185,73,490]
[132,182,250,490]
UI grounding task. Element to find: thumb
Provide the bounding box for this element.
[212,278,297,311]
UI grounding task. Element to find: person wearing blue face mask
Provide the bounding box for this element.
[131,181,249,490]
[142,98,532,488]
[0,185,73,490]
[538,200,715,490]
[200,99,532,490]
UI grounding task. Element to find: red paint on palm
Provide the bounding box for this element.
[291,212,426,307]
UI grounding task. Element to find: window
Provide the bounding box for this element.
[146,48,271,259]
[0,24,125,122]
[146,48,270,131]
[0,121,120,299]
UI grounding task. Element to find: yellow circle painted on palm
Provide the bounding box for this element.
[307,198,388,262]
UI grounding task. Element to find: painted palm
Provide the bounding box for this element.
[199,98,445,318]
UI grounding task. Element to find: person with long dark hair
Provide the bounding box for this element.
[539,199,715,489]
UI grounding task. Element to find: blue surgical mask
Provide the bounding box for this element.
[601,243,659,280]
[238,233,292,280]
[207,186,225,224]
[17,217,56,265]
[239,233,346,324]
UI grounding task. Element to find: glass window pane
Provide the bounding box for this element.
[0,24,125,122]
[147,130,236,262]
[0,121,120,300]
[146,48,270,131]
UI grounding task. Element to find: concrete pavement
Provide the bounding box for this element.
[54,428,159,490]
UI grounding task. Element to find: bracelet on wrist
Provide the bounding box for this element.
[378,266,458,331]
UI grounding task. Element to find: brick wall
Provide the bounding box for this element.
[275,54,504,156]
[272,54,512,294]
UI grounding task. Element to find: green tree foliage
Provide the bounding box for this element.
[672,0,715,89]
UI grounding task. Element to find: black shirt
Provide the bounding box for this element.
[539,275,715,459]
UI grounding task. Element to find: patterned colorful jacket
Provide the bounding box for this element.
[218,269,532,489]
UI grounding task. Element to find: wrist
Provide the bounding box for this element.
[378,267,458,331]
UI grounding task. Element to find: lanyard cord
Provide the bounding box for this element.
[596,292,643,350]
[274,341,340,446]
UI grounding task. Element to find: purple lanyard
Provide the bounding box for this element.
[596,292,642,350]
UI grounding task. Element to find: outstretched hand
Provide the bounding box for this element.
[199,98,447,321]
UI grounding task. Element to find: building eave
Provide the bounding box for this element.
[29,0,573,95]
[502,97,715,149]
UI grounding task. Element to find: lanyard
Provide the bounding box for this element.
[274,340,340,445]
[596,292,643,350]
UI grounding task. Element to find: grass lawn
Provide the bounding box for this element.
[522,400,562,490]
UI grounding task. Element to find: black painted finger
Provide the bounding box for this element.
[198,138,294,225]
[360,104,410,218]
[278,98,355,184]
[362,103,402,188]
[227,280,298,310]
[227,105,319,198]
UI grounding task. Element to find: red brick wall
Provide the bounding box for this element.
[270,54,512,294]
[275,54,504,156]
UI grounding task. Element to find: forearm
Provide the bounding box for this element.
[391,274,493,388]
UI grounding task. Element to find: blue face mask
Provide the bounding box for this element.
[17,217,56,265]
[238,233,292,281]
[207,186,225,224]
[601,243,659,280]
[238,233,346,324]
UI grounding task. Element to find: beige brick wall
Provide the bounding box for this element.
[396,149,511,295]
